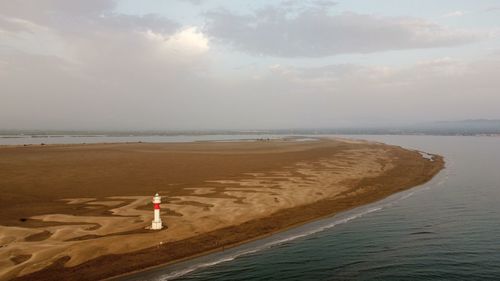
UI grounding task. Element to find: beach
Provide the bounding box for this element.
[0,138,443,281]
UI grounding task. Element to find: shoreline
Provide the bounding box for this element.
[111,169,445,281]
[1,139,444,281]
[117,156,444,281]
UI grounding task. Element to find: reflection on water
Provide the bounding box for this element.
[120,135,500,281]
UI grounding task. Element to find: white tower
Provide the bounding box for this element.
[151,193,163,230]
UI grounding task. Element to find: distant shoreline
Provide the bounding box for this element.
[1,132,499,147]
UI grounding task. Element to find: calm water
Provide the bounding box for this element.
[0,134,287,145]
[117,135,500,281]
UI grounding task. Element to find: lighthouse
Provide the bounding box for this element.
[151,193,163,230]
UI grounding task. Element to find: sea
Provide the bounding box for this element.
[2,134,499,280]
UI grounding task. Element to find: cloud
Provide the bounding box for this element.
[0,1,499,130]
[484,6,500,13]
[0,0,115,29]
[268,57,474,89]
[178,0,205,5]
[204,6,482,57]
[258,54,500,124]
[2,47,500,129]
[0,0,179,36]
[281,0,337,10]
[144,27,209,56]
[442,11,466,18]
[0,0,216,130]
[0,1,183,69]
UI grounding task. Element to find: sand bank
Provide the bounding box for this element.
[0,138,443,281]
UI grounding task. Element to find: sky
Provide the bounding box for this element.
[1,0,500,130]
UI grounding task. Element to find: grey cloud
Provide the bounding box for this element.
[90,13,179,34]
[3,47,500,130]
[309,0,337,9]
[0,0,179,34]
[0,0,115,25]
[179,0,205,5]
[484,6,500,12]
[0,0,181,69]
[0,47,212,130]
[281,0,337,9]
[263,55,500,124]
[204,7,481,57]
[0,16,31,32]
[0,0,207,130]
[1,1,499,130]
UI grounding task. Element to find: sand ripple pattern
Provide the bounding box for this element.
[0,147,391,280]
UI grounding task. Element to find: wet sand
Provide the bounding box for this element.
[0,138,444,281]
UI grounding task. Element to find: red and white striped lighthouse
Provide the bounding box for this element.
[151,193,163,230]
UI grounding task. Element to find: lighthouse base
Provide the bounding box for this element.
[151,221,163,230]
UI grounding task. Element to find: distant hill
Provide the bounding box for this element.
[277,120,500,135]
